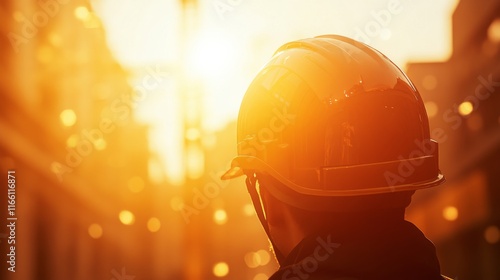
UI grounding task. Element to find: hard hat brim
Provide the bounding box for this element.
[221,154,445,197]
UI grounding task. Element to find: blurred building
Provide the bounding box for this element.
[0,1,183,279]
[406,0,500,279]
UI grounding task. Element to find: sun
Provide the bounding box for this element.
[186,32,237,81]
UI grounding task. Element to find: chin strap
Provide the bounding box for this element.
[245,174,287,265]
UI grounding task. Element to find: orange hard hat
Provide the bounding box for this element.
[222,35,444,209]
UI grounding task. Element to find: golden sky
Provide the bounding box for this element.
[92,0,457,128]
[90,0,458,184]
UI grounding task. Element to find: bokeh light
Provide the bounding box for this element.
[88,223,103,239]
[487,18,500,43]
[170,196,185,212]
[48,32,63,47]
[424,101,439,118]
[147,217,161,233]
[212,262,229,277]
[458,101,474,116]
[93,138,107,150]
[443,206,459,221]
[60,109,77,127]
[74,6,90,21]
[253,273,268,280]
[484,226,500,244]
[66,134,79,148]
[244,249,270,268]
[244,252,259,268]
[243,203,255,217]
[213,209,228,225]
[256,249,271,266]
[119,210,135,225]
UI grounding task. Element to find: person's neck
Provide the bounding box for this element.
[301,207,407,240]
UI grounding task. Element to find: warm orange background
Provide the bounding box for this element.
[0,0,499,279]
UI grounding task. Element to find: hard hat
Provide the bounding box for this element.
[222,35,445,211]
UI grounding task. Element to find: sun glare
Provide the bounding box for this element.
[186,33,237,80]
[91,0,456,187]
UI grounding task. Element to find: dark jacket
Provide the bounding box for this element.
[269,220,450,280]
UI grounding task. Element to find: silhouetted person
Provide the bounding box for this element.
[222,35,451,280]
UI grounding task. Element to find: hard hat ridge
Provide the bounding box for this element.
[222,35,445,209]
